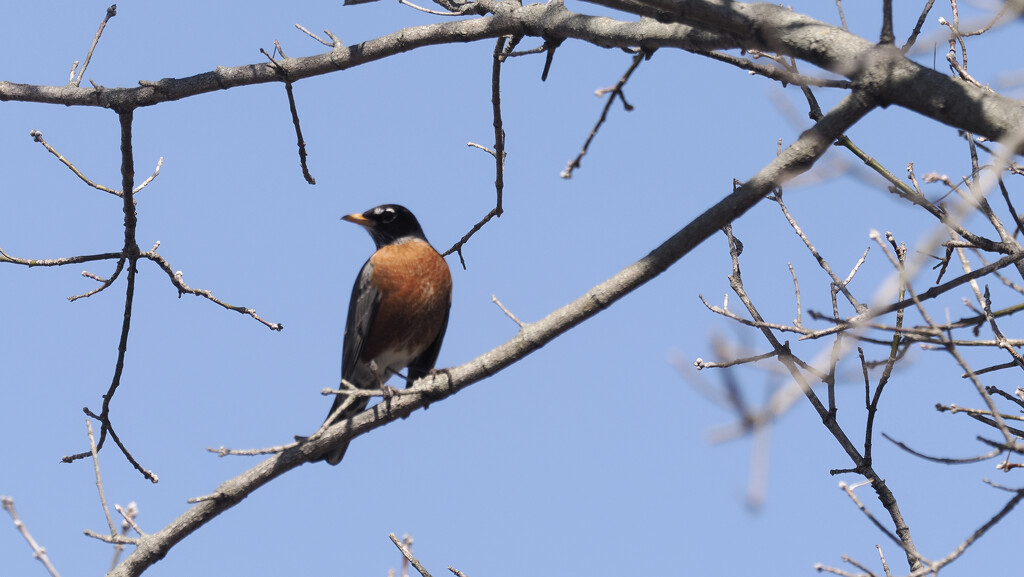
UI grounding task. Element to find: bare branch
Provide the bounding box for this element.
[87,419,118,537]
[141,250,283,331]
[399,0,478,16]
[838,481,930,566]
[442,36,512,266]
[389,533,434,577]
[68,258,126,302]
[882,432,1002,465]
[562,52,644,179]
[28,130,121,196]
[0,2,1019,149]
[491,294,524,327]
[73,4,117,88]
[132,156,163,193]
[2,496,63,577]
[693,48,852,88]
[0,248,123,268]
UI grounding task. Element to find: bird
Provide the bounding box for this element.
[319,204,452,466]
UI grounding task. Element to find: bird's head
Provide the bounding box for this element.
[342,204,428,249]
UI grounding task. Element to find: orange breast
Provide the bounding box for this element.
[361,239,452,364]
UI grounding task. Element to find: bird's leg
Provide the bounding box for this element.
[369,360,400,402]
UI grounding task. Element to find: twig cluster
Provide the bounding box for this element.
[691,4,1024,574]
[2,12,283,485]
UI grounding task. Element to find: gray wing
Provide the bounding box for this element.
[320,259,380,465]
[340,259,381,385]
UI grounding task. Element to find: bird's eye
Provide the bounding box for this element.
[379,208,396,223]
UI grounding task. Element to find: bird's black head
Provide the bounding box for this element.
[342,204,428,249]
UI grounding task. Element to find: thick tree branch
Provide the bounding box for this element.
[1,1,1020,150]
[0,5,727,110]
[584,0,1024,148]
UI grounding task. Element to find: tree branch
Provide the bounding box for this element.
[1,1,1019,150]
[583,0,1024,148]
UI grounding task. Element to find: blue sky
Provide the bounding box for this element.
[2,2,1022,576]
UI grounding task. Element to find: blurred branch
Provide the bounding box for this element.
[390,533,432,577]
[2,496,63,577]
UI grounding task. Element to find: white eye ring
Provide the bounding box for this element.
[379,208,396,223]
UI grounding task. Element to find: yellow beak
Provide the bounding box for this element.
[341,213,372,227]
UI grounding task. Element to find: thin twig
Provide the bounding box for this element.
[442,36,512,267]
[838,481,929,564]
[115,503,144,537]
[906,486,1024,576]
[835,0,847,30]
[693,349,778,370]
[788,262,803,327]
[29,130,120,196]
[768,191,866,313]
[695,48,852,89]
[876,545,893,577]
[261,48,316,184]
[133,157,163,193]
[2,496,63,577]
[882,432,1001,464]
[141,250,283,331]
[902,0,935,53]
[87,419,118,536]
[285,80,316,184]
[844,554,879,577]
[207,441,301,458]
[0,248,123,267]
[987,385,1024,409]
[83,530,138,545]
[110,502,141,571]
[562,52,644,179]
[69,258,126,302]
[65,408,160,483]
[73,5,117,88]
[491,294,523,327]
[295,24,341,48]
[961,1,1013,37]
[399,0,477,16]
[504,44,548,59]
[389,533,433,577]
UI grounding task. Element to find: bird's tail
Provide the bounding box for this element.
[318,394,370,466]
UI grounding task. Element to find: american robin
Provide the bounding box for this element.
[319,204,452,466]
